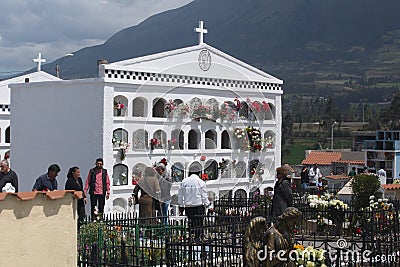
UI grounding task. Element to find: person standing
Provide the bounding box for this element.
[84,158,110,216]
[0,159,18,192]
[308,163,321,186]
[155,163,172,225]
[348,167,356,177]
[271,166,293,221]
[65,166,86,221]
[32,164,60,191]
[300,166,309,189]
[178,174,210,239]
[133,167,161,223]
[377,168,387,185]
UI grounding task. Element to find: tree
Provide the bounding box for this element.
[282,111,293,146]
[351,174,381,209]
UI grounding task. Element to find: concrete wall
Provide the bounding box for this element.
[10,79,106,192]
[0,191,78,267]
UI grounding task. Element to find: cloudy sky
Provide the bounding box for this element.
[0,0,192,74]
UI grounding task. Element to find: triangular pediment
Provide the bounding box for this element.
[105,43,282,84]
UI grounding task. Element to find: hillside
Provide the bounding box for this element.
[31,0,400,124]
[38,0,400,81]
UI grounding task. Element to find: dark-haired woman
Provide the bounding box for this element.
[65,166,86,221]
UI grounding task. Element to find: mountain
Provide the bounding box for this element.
[41,0,400,82]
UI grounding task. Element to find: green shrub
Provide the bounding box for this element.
[351,173,381,209]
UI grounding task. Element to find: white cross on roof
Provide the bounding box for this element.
[195,20,208,45]
[33,52,46,72]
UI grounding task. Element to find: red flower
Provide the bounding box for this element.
[234,97,241,110]
[200,155,206,161]
[355,227,362,235]
[160,158,168,166]
[150,138,159,145]
[201,173,209,180]
[252,101,261,113]
[261,101,270,112]
[115,102,125,109]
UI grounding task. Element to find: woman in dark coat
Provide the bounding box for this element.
[65,166,86,221]
[271,166,293,221]
[133,167,161,223]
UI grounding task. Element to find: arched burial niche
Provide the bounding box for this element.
[152,98,166,118]
[188,161,202,177]
[205,129,217,149]
[204,160,218,180]
[113,128,128,148]
[114,95,128,117]
[132,97,146,117]
[113,164,128,186]
[188,129,200,149]
[171,162,184,182]
[113,198,127,213]
[171,129,184,150]
[132,129,148,150]
[221,130,231,149]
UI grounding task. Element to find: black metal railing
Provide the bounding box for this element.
[78,198,400,266]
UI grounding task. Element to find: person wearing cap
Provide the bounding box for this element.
[155,162,172,225]
[84,158,110,216]
[178,173,210,239]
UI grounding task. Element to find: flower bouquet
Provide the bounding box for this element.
[114,101,125,116]
[164,99,177,116]
[246,127,262,152]
[118,141,130,160]
[150,138,160,150]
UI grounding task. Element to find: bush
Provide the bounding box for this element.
[351,174,381,209]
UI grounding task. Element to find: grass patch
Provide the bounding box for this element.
[282,137,353,165]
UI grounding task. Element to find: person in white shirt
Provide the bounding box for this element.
[308,164,321,186]
[178,174,210,239]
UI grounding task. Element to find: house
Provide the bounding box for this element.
[382,184,400,200]
[10,22,283,214]
[301,150,364,176]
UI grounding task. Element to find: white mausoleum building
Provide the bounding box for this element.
[0,54,59,161]
[11,22,283,213]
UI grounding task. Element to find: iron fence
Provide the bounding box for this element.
[77,198,400,266]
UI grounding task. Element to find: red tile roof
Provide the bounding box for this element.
[382,184,400,191]
[302,151,342,165]
[0,190,83,201]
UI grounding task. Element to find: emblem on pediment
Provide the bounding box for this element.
[198,49,211,71]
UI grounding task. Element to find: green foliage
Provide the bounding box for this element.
[351,174,381,209]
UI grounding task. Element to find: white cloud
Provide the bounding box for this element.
[0,0,192,73]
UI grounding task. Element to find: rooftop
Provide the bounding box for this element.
[302,151,342,165]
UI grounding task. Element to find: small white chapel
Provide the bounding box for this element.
[10,21,283,214]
